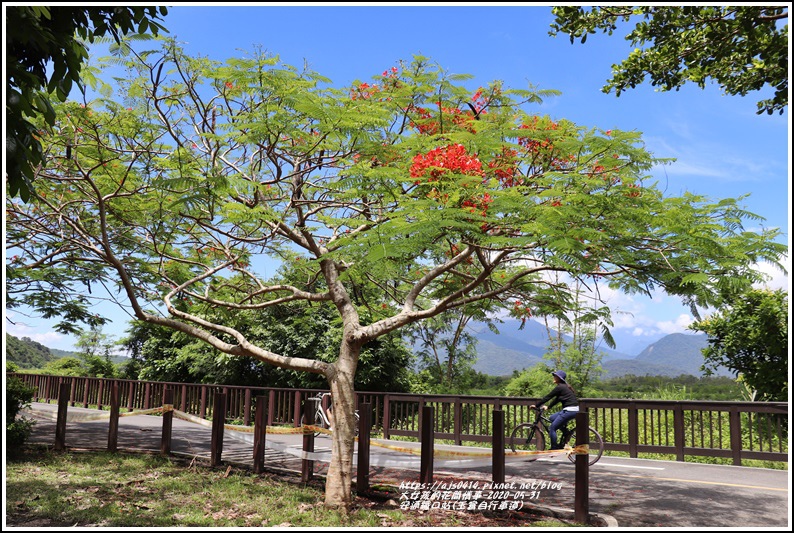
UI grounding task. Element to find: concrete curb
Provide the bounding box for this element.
[520,501,619,527]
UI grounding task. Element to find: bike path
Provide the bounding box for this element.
[20,403,791,528]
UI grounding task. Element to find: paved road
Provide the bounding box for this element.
[21,403,791,528]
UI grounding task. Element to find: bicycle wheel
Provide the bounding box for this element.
[509,423,545,461]
[566,425,604,466]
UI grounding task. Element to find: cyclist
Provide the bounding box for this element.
[529,370,579,449]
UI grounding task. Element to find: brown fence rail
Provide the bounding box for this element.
[10,373,788,466]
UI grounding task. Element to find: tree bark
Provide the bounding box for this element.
[323,338,360,508]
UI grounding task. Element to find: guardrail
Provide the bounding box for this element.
[9,373,788,466]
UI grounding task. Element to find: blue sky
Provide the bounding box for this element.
[4,4,790,356]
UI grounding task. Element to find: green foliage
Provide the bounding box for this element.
[5,376,37,450]
[690,288,788,401]
[503,363,554,398]
[79,354,118,378]
[121,299,414,392]
[41,356,88,377]
[6,6,169,201]
[549,6,788,115]
[591,374,747,400]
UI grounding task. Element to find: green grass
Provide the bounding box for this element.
[5,446,570,528]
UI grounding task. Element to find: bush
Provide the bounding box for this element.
[6,375,37,449]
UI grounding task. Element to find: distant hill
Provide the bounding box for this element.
[5,334,60,369]
[600,333,733,378]
[465,321,731,379]
[468,318,633,377]
[5,334,129,369]
[469,338,545,376]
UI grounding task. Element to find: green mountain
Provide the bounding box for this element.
[5,334,60,369]
[5,334,130,369]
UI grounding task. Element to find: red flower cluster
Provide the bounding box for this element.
[518,117,558,153]
[409,144,483,183]
[470,87,490,116]
[487,147,522,187]
[513,300,533,327]
[461,192,493,218]
[350,67,400,100]
[408,105,477,135]
[351,82,379,100]
[625,183,642,197]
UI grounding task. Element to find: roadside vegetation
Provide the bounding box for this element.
[5,447,568,528]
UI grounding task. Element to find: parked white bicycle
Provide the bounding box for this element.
[301,392,360,437]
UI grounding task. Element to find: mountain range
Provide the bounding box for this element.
[7,319,731,380]
[467,319,732,379]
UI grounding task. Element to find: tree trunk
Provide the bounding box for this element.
[323,339,360,508]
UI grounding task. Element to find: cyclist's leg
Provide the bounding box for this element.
[548,410,576,449]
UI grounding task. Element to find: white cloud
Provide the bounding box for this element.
[655,314,695,335]
[5,311,73,351]
[6,324,69,349]
[752,255,789,292]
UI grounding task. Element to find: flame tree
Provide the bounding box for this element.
[6,41,785,507]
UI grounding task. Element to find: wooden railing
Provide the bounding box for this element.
[10,373,788,466]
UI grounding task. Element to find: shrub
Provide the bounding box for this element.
[6,375,37,449]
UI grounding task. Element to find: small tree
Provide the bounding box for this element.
[75,326,118,377]
[503,363,554,399]
[690,288,788,401]
[6,42,785,507]
[539,277,609,394]
[406,305,499,393]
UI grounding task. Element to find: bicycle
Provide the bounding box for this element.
[509,406,604,465]
[301,392,360,437]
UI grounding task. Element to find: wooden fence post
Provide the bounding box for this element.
[357,402,372,493]
[268,390,276,426]
[673,403,685,462]
[628,400,638,458]
[574,410,590,525]
[420,405,434,484]
[127,381,136,412]
[492,409,505,484]
[211,393,227,467]
[729,406,742,466]
[454,398,463,446]
[244,389,252,427]
[82,377,90,408]
[97,379,104,410]
[200,386,208,419]
[69,378,76,407]
[382,394,391,440]
[54,382,70,451]
[161,388,174,455]
[293,390,303,427]
[301,399,315,482]
[253,395,268,474]
[107,382,120,452]
[144,382,151,410]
